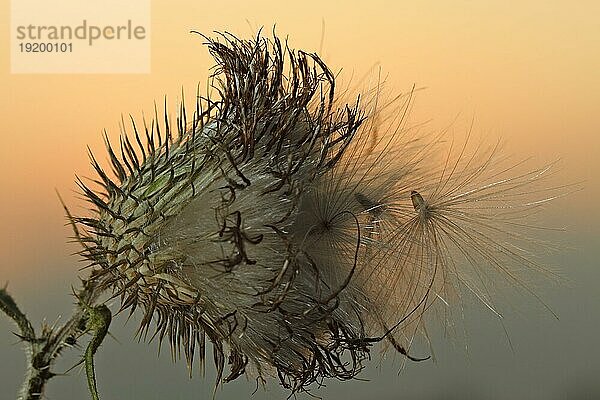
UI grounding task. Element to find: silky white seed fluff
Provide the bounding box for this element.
[73,32,564,393]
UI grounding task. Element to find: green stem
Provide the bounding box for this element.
[0,280,104,400]
[83,305,112,400]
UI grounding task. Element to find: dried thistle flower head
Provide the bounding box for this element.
[74,32,562,393]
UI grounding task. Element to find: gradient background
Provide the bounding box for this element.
[1,1,599,399]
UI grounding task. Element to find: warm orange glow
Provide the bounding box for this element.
[1,1,598,283]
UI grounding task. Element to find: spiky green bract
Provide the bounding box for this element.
[77,32,373,392]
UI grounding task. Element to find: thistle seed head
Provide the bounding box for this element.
[72,31,563,393]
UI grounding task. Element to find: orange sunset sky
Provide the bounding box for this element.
[0,2,599,398]
[0,1,600,284]
[1,0,599,283]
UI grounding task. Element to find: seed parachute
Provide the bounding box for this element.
[73,31,561,393]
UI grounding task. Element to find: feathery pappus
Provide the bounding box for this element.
[71,31,563,393]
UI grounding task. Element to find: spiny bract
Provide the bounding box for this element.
[74,32,560,393]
